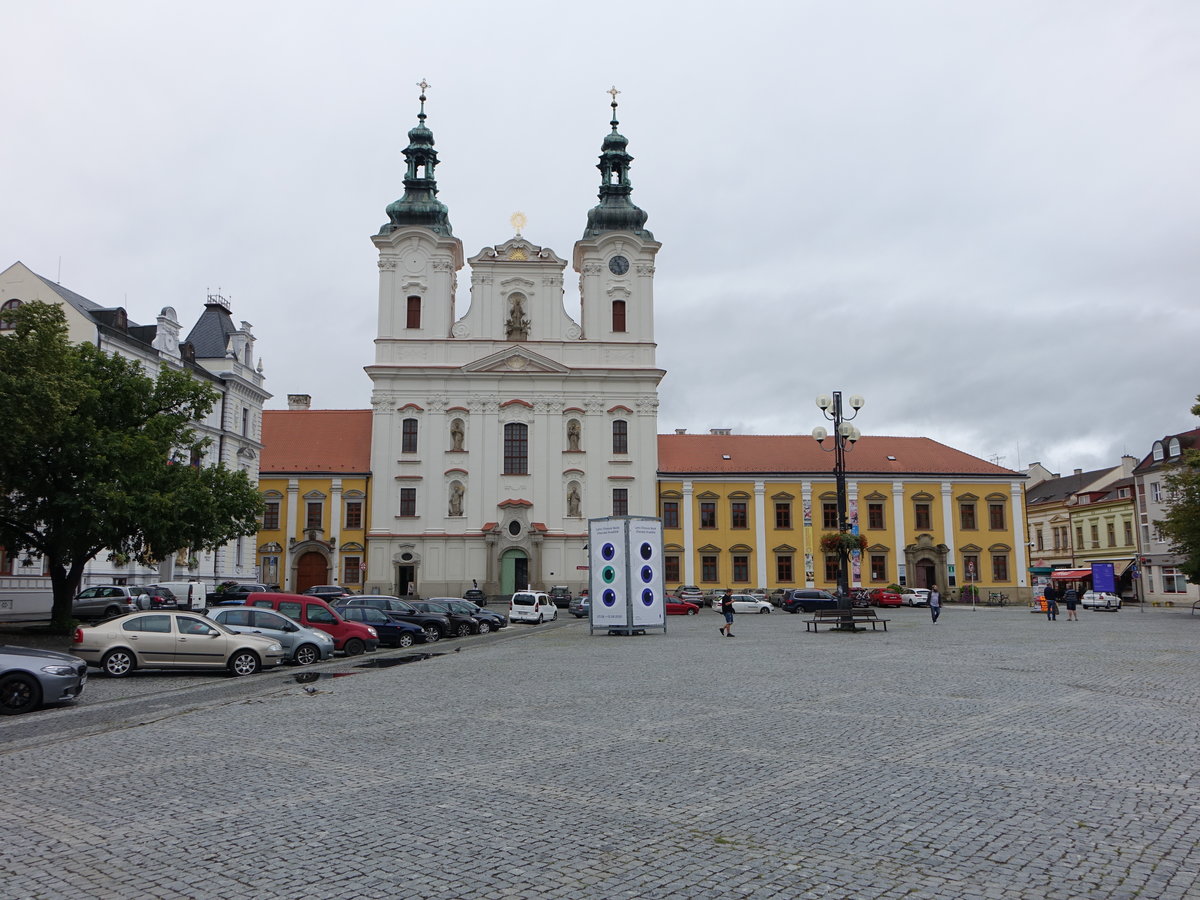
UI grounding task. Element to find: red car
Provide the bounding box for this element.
[665,598,700,616]
[869,588,903,607]
[245,593,379,655]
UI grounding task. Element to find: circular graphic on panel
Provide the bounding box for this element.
[640,565,653,583]
[601,543,616,561]
[601,566,616,583]
[640,542,653,560]
[641,588,655,607]
[602,589,618,607]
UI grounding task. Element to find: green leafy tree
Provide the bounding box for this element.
[0,302,264,629]
[1156,395,1200,585]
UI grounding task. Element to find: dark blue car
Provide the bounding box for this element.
[337,605,426,648]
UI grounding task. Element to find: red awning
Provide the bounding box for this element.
[1050,569,1092,580]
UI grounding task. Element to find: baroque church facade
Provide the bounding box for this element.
[363,89,663,598]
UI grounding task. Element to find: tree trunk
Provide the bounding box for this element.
[48,558,87,632]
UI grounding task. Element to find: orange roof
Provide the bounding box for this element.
[657,434,1019,478]
[261,410,372,474]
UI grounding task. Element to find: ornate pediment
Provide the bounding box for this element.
[462,346,570,375]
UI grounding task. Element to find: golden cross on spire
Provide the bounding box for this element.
[417,78,431,96]
[510,211,527,235]
[607,85,620,103]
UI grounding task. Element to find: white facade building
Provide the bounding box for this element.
[365,89,663,598]
[0,262,269,609]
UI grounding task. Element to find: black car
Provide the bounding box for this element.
[431,598,507,632]
[409,600,478,637]
[337,596,452,642]
[462,588,488,607]
[781,589,839,614]
[303,585,354,601]
[207,583,275,605]
[548,586,572,609]
[337,605,426,648]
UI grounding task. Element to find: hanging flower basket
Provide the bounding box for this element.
[819,532,868,555]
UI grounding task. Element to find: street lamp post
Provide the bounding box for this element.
[813,391,864,621]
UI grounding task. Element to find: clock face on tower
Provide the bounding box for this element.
[608,255,630,275]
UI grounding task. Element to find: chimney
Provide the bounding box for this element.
[288,394,312,410]
[710,428,732,435]
[675,428,687,435]
[1074,468,1083,476]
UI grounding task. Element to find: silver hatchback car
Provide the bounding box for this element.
[206,606,335,665]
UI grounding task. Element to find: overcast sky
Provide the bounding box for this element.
[6,1,1198,476]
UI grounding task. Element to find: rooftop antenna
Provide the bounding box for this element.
[988,453,1005,466]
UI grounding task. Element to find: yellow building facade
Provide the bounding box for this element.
[257,406,372,593]
[658,433,1029,601]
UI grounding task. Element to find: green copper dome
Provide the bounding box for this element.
[379,84,454,237]
[583,93,652,240]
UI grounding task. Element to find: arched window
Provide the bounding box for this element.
[1168,438,1181,457]
[406,296,421,329]
[0,298,21,329]
[1152,441,1164,461]
[612,419,628,454]
[612,299,626,333]
[504,423,528,474]
[401,418,418,454]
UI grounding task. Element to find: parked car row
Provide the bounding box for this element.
[60,592,508,683]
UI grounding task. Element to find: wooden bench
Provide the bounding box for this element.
[805,608,889,632]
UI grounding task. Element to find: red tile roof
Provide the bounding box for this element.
[657,434,1019,478]
[261,410,372,474]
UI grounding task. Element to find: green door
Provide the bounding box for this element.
[500,550,528,596]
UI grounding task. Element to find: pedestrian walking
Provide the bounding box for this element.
[1062,586,1079,621]
[1044,583,1060,621]
[929,585,942,623]
[719,589,735,637]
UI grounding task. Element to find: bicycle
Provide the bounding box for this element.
[986,591,1009,606]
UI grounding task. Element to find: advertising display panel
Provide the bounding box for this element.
[628,517,665,627]
[588,516,666,634]
[589,518,628,629]
[1091,562,1116,594]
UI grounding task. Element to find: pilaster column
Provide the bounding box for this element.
[941,481,957,585]
[754,481,767,588]
[802,481,814,587]
[330,478,343,582]
[682,481,695,585]
[892,481,907,585]
[1011,481,1029,587]
[285,478,300,592]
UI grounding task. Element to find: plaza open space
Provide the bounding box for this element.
[2,602,1198,899]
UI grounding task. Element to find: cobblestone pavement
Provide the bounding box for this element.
[3,604,1199,899]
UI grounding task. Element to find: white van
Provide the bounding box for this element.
[509,590,558,624]
[144,581,209,610]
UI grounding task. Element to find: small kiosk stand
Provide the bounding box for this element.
[587,516,666,636]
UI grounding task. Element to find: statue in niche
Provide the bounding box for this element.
[505,294,531,340]
[450,418,465,451]
[567,482,581,518]
[449,481,464,517]
[567,418,581,451]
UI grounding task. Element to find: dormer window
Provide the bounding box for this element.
[1168,438,1181,457]
[1152,441,1164,461]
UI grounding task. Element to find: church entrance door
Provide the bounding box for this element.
[296,552,327,593]
[915,560,936,589]
[500,550,529,596]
